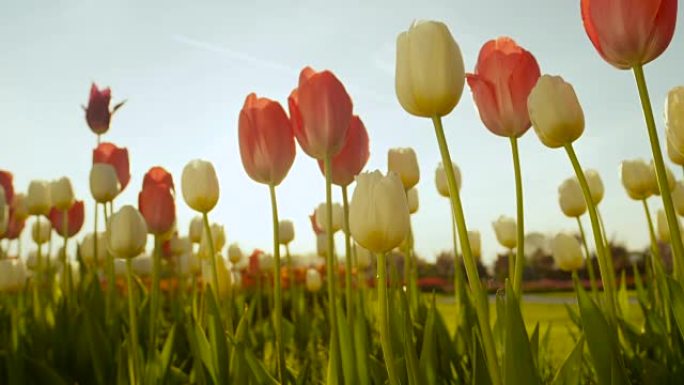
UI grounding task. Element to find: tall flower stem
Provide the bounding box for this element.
[432,116,501,385]
[61,210,71,298]
[341,185,354,320]
[201,213,219,305]
[104,203,116,323]
[376,252,400,385]
[323,155,341,375]
[564,144,617,321]
[149,235,161,353]
[450,200,463,312]
[268,184,286,383]
[507,249,515,282]
[125,258,140,385]
[642,198,672,335]
[576,217,598,297]
[597,209,617,292]
[633,64,684,280]
[509,136,525,297]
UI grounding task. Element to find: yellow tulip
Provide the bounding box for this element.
[551,233,584,272]
[558,178,586,218]
[388,148,420,189]
[181,159,219,213]
[27,180,51,216]
[278,220,295,245]
[107,205,148,259]
[89,164,120,203]
[407,187,419,214]
[50,177,75,210]
[435,162,461,198]
[528,75,585,148]
[305,268,322,292]
[492,216,517,249]
[619,159,653,200]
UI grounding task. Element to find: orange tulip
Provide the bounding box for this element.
[93,142,131,191]
[143,166,175,192]
[0,171,14,205]
[139,167,176,235]
[238,93,296,186]
[466,37,540,137]
[317,115,370,186]
[288,67,353,160]
[2,208,25,240]
[49,200,85,238]
[581,0,677,69]
[84,83,125,135]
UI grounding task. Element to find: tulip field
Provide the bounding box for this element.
[3,1,684,384]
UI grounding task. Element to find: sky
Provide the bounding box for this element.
[1,0,684,265]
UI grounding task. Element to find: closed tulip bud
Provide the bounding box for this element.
[132,254,153,276]
[356,243,373,270]
[435,162,462,198]
[558,178,586,218]
[50,177,75,210]
[305,268,322,292]
[182,160,219,213]
[178,253,201,275]
[468,230,482,259]
[0,171,14,206]
[316,233,328,257]
[620,159,653,200]
[657,209,677,242]
[93,142,130,191]
[667,87,684,156]
[317,115,370,186]
[349,171,410,253]
[315,203,344,234]
[139,182,176,235]
[672,182,684,216]
[667,133,684,166]
[228,243,243,264]
[84,83,125,135]
[11,193,29,221]
[90,164,120,203]
[395,20,465,118]
[188,216,203,243]
[584,169,604,205]
[168,236,192,257]
[278,220,295,245]
[199,223,226,259]
[31,220,51,244]
[49,200,85,238]
[27,180,51,216]
[388,148,420,189]
[581,0,676,70]
[0,259,27,292]
[407,188,419,214]
[492,216,517,249]
[80,232,107,265]
[107,205,148,259]
[528,75,585,148]
[648,160,676,196]
[551,233,584,272]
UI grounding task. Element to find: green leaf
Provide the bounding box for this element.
[617,270,631,319]
[471,327,492,385]
[419,295,438,385]
[336,301,357,385]
[245,348,281,385]
[206,290,230,385]
[24,356,70,385]
[503,280,540,385]
[668,277,684,340]
[551,335,584,385]
[353,297,371,385]
[400,291,425,385]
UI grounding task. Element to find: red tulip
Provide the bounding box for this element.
[84,83,125,135]
[581,0,677,69]
[139,183,176,235]
[0,170,14,205]
[2,208,25,240]
[49,200,85,238]
[317,115,370,186]
[288,67,353,160]
[143,166,175,192]
[239,93,296,186]
[93,142,131,191]
[466,37,540,138]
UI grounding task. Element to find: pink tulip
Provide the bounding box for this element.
[139,167,176,235]
[239,93,296,186]
[93,142,131,191]
[466,37,540,137]
[84,83,125,135]
[317,115,370,186]
[49,200,85,238]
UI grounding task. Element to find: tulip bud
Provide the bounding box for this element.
[395,20,465,118]
[27,180,51,216]
[492,216,517,249]
[0,197,7,238]
[11,193,29,221]
[317,115,370,186]
[305,268,322,292]
[468,230,481,259]
[584,169,604,205]
[315,203,344,234]
[528,75,585,148]
[139,182,176,235]
[657,209,677,243]
[0,259,27,293]
[49,201,85,238]
[435,162,462,198]
[407,187,419,214]
[316,233,328,258]
[168,236,192,257]
[178,253,201,275]
[90,164,120,203]
[278,220,295,245]
[388,148,420,189]
[558,178,586,218]
[93,142,130,192]
[198,223,226,259]
[188,216,203,243]
[107,205,148,259]
[551,233,584,272]
[350,171,410,253]
[619,159,653,200]
[672,181,684,216]
[228,243,243,264]
[132,254,154,276]
[50,177,75,210]
[667,133,684,166]
[647,160,676,196]
[182,160,219,213]
[356,243,373,270]
[667,87,684,155]
[0,171,14,206]
[85,83,125,135]
[31,220,52,244]
[80,232,107,266]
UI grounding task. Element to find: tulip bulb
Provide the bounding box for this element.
[387,147,420,189]
[107,205,148,259]
[657,209,679,243]
[551,233,584,272]
[435,162,461,198]
[558,178,586,218]
[528,75,584,148]
[12,193,29,221]
[181,159,219,213]
[198,223,226,259]
[316,233,328,258]
[492,216,517,249]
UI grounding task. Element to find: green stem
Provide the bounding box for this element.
[268,184,286,383]
[509,136,525,297]
[126,258,139,385]
[432,116,501,385]
[323,155,340,376]
[507,249,515,283]
[576,217,599,297]
[104,203,116,322]
[62,210,71,298]
[596,208,617,292]
[376,252,400,385]
[342,185,354,321]
[633,64,684,280]
[149,235,161,353]
[564,144,617,321]
[201,213,219,305]
[450,200,463,312]
[642,199,672,335]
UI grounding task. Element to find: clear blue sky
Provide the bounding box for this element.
[2,0,683,264]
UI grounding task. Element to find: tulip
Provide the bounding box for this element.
[228,243,243,264]
[50,177,75,211]
[132,254,154,277]
[316,233,328,258]
[107,205,148,259]
[666,87,684,156]
[657,209,676,242]
[407,188,419,214]
[0,259,27,292]
[0,190,7,238]
[435,162,462,197]
[316,115,370,186]
[288,67,353,160]
[181,160,219,213]
[93,142,130,191]
[3,208,25,240]
[528,75,585,148]
[80,232,107,265]
[139,182,176,235]
[84,83,125,135]
[305,268,322,292]
[349,171,410,253]
[648,160,676,196]
[278,220,295,245]
[584,169,605,205]
[467,37,541,137]
[356,243,372,270]
[551,233,584,272]
[11,193,28,222]
[559,178,587,218]
[198,223,226,259]
[89,164,120,203]
[667,134,684,166]
[32,220,52,244]
[315,202,343,233]
[202,256,232,298]
[620,159,653,200]
[258,253,274,273]
[0,170,14,205]
[395,20,465,118]
[672,181,684,216]
[581,0,677,70]
[143,166,175,191]
[49,200,85,238]
[27,180,51,216]
[468,230,482,259]
[188,216,204,243]
[388,148,420,189]
[493,216,517,249]
[178,253,201,275]
[239,93,296,186]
